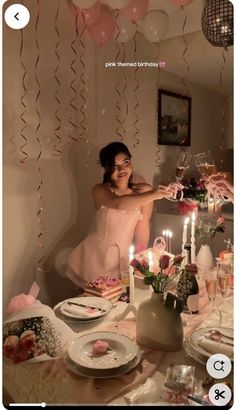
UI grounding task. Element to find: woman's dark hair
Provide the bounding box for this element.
[99,142,133,187]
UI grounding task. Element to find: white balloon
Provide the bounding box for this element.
[141,10,169,43]
[115,14,136,43]
[101,0,129,9]
[71,0,97,9]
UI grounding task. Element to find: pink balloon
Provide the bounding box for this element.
[171,0,194,6]
[120,0,149,22]
[88,9,116,46]
[82,1,101,26]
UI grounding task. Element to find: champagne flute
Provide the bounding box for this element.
[193,151,217,179]
[175,150,191,182]
[204,269,218,313]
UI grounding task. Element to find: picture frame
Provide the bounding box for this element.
[157,89,192,146]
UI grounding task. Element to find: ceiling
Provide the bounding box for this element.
[146,0,233,95]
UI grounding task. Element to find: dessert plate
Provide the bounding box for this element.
[67,331,138,370]
[60,297,112,320]
[65,346,141,378]
[189,326,233,360]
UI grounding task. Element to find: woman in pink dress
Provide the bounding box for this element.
[66,142,178,288]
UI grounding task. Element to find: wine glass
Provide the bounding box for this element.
[204,269,218,313]
[193,151,217,179]
[175,150,191,182]
[169,150,191,201]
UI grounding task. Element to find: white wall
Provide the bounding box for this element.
[3,0,232,310]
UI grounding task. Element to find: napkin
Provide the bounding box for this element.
[62,303,100,318]
[198,336,233,357]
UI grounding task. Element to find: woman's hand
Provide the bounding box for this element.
[154,182,184,200]
[208,173,234,203]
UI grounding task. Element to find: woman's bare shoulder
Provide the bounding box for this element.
[92,183,113,195]
[132,182,152,193]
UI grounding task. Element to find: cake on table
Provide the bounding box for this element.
[84,276,123,301]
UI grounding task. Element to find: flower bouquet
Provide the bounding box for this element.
[177,177,208,215]
[3,316,63,364]
[195,216,225,245]
[130,254,185,313]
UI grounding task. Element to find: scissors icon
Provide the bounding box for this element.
[213,360,224,371]
[215,389,225,400]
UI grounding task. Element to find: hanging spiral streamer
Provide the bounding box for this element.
[154,41,161,169]
[132,30,140,149]
[121,42,128,136]
[35,0,45,272]
[19,28,28,163]
[53,0,62,156]
[219,49,227,170]
[79,14,90,167]
[68,3,79,142]
[179,10,190,145]
[114,12,124,141]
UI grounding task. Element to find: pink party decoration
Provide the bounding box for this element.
[6,282,40,315]
[88,9,116,46]
[171,0,194,7]
[82,1,101,26]
[120,0,149,21]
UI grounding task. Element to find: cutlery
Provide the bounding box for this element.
[204,335,233,347]
[208,329,234,341]
[164,383,210,406]
[67,301,106,313]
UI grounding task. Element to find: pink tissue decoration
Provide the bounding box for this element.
[6,281,40,315]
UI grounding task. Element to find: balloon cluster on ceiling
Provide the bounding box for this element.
[71,0,194,46]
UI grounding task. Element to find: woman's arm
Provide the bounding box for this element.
[133,185,154,252]
[92,183,176,210]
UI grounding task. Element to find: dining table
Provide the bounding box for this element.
[3,278,234,406]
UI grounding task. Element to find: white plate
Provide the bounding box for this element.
[53,301,105,324]
[189,326,233,360]
[60,297,112,320]
[65,346,141,378]
[68,331,138,370]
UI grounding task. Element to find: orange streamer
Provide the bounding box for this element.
[19,28,28,163]
[35,0,45,272]
[53,0,62,156]
[132,31,140,149]
[69,3,79,142]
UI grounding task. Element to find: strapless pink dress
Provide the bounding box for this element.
[66,206,143,286]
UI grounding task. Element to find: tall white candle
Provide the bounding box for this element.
[208,196,215,216]
[129,245,135,305]
[166,230,170,252]
[169,231,173,254]
[191,212,196,263]
[182,217,189,264]
[162,230,167,250]
[148,250,153,271]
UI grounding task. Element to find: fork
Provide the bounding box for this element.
[67,301,106,313]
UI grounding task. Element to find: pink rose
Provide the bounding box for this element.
[159,254,170,270]
[19,330,37,352]
[217,217,224,224]
[3,335,20,359]
[173,254,184,265]
[92,340,109,356]
[185,263,198,273]
[130,258,144,272]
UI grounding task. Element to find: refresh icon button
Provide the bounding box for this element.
[213,360,224,372]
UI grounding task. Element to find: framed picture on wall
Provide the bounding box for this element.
[158,89,192,146]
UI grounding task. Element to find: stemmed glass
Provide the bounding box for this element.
[175,150,191,182]
[204,269,218,313]
[169,150,191,201]
[193,151,217,179]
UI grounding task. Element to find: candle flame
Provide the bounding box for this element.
[184,217,190,225]
[162,230,166,236]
